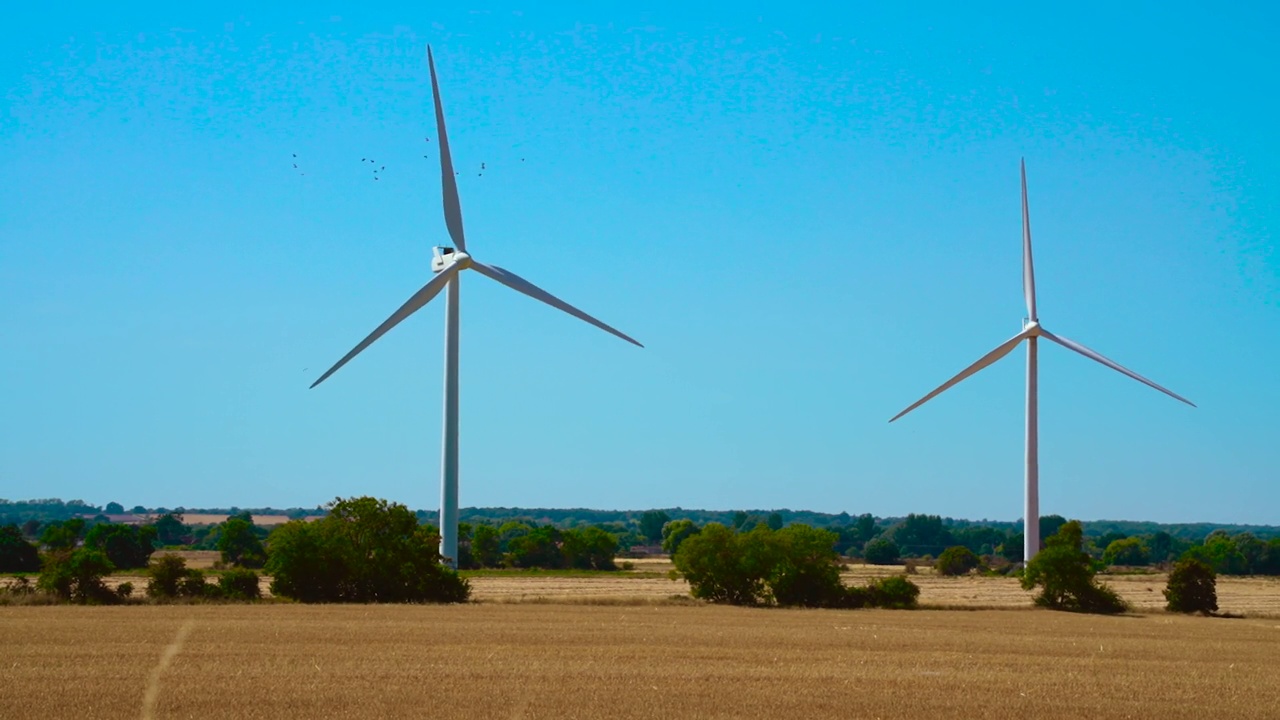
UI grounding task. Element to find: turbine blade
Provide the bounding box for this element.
[1021,158,1037,321]
[1039,328,1196,407]
[310,264,461,389]
[471,260,643,348]
[427,46,467,252]
[889,329,1032,422]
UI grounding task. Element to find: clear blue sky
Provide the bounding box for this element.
[1,4,1276,524]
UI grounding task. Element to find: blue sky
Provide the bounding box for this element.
[1,4,1276,523]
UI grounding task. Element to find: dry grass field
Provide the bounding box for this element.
[3,603,1279,719]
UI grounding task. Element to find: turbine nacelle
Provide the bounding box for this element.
[432,247,472,273]
[1022,319,1041,336]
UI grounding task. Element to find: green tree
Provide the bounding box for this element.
[1164,558,1216,614]
[935,546,980,576]
[83,523,157,569]
[39,518,86,550]
[0,524,40,572]
[889,514,953,557]
[863,538,900,565]
[561,527,618,570]
[218,517,267,568]
[471,525,502,568]
[661,519,699,555]
[638,510,671,544]
[153,513,189,546]
[1181,533,1249,575]
[1102,537,1150,567]
[766,512,784,531]
[104,502,125,515]
[672,523,771,605]
[38,548,117,603]
[767,524,845,607]
[265,496,468,603]
[147,554,211,598]
[507,526,564,569]
[1021,521,1127,614]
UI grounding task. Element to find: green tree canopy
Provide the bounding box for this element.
[1021,520,1127,614]
[265,496,468,603]
[1102,537,1150,567]
[935,546,980,576]
[638,510,671,544]
[661,519,699,555]
[218,517,266,568]
[83,523,157,569]
[0,524,40,572]
[863,538,900,565]
[1164,558,1217,614]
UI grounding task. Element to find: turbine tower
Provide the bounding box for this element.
[889,160,1194,562]
[311,47,642,566]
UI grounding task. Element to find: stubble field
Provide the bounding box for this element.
[7,558,1280,718]
[4,602,1279,719]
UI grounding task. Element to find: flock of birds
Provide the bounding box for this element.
[290,137,526,181]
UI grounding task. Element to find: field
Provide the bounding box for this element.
[4,601,1279,719]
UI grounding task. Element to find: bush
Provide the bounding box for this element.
[116,581,134,599]
[863,538,900,565]
[673,523,918,610]
[147,554,211,598]
[672,523,771,605]
[866,575,920,609]
[218,569,261,600]
[1021,521,1128,614]
[936,546,980,576]
[266,496,469,603]
[0,524,40,573]
[1164,559,1217,614]
[37,548,118,604]
[768,525,846,608]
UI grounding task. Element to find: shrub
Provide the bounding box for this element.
[1164,559,1217,614]
[147,554,212,598]
[218,569,262,600]
[936,546,980,576]
[673,523,771,605]
[116,581,134,599]
[767,525,845,608]
[178,570,213,598]
[147,554,189,598]
[863,538,900,565]
[1021,521,1128,614]
[266,496,469,603]
[37,548,117,604]
[866,576,920,609]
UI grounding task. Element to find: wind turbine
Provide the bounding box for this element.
[889,160,1194,562]
[310,47,643,567]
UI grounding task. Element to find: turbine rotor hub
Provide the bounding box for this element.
[431,246,473,273]
[1023,319,1041,336]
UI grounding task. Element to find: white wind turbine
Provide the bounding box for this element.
[311,47,642,566]
[889,160,1194,561]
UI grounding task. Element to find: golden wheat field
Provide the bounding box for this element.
[3,602,1279,719]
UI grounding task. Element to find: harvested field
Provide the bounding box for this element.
[3,603,1278,719]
